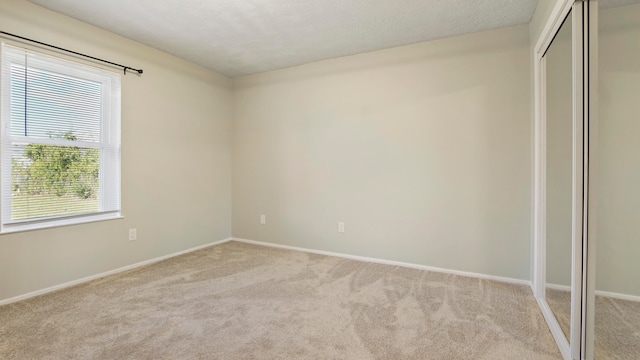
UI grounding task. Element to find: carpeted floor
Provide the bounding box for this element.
[0,241,561,359]
[546,287,640,360]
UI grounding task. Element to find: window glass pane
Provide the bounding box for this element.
[11,143,99,220]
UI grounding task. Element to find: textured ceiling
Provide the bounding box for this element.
[29,0,539,77]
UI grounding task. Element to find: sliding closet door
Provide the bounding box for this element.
[544,7,575,349]
[586,0,640,359]
[534,1,592,359]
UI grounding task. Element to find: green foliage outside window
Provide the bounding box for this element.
[12,132,99,200]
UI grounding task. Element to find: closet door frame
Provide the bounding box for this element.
[584,1,597,358]
[533,0,591,359]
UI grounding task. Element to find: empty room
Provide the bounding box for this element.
[0,0,638,359]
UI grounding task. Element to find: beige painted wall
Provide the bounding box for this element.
[232,26,532,280]
[0,0,233,302]
[597,3,640,296]
[1,1,558,302]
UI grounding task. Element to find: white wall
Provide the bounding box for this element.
[233,26,532,280]
[0,0,233,302]
[597,3,640,297]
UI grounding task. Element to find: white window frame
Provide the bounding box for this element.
[0,43,122,233]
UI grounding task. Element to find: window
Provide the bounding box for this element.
[0,43,121,232]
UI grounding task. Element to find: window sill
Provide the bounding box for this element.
[1,213,124,234]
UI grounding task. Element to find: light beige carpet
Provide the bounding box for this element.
[547,288,640,359]
[0,241,561,359]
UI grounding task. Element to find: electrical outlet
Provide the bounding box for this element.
[128,228,137,241]
[260,214,266,225]
[338,222,345,233]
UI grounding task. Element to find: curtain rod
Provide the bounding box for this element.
[0,30,143,75]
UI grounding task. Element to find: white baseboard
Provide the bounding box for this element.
[232,237,531,287]
[546,283,640,302]
[595,289,640,303]
[546,283,571,292]
[0,237,233,306]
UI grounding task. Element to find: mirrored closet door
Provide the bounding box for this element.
[544,8,574,345]
[586,0,640,358]
[534,1,590,359]
[536,0,640,359]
